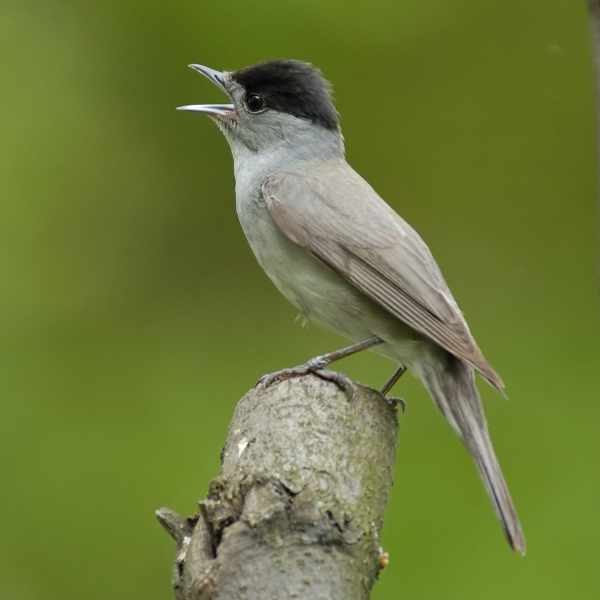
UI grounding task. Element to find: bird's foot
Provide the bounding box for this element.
[257,360,356,400]
[257,365,311,388]
[311,368,357,401]
[384,395,407,412]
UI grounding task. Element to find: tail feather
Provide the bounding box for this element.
[419,355,526,555]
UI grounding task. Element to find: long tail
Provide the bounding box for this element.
[418,354,526,554]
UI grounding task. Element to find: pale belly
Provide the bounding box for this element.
[236,199,426,366]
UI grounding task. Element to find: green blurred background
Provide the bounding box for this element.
[2,1,598,598]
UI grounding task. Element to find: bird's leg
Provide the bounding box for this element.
[258,336,383,399]
[381,365,407,411]
[303,336,384,369]
[381,365,406,395]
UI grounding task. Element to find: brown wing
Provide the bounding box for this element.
[262,161,504,390]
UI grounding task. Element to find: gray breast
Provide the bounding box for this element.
[234,171,366,328]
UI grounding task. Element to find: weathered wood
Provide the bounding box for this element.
[157,375,400,599]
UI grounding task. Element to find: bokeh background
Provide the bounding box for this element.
[2,1,598,598]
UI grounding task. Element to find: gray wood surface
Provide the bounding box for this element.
[157,375,400,599]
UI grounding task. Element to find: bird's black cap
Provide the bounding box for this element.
[232,60,339,131]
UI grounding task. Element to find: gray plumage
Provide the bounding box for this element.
[178,59,525,554]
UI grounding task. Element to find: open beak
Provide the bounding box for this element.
[177,64,236,118]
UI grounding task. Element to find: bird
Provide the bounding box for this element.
[178,59,525,554]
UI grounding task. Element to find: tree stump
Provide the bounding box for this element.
[157,374,400,600]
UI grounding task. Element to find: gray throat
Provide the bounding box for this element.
[228,123,345,198]
[222,120,348,330]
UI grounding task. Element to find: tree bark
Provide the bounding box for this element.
[156,375,400,599]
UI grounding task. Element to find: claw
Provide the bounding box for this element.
[384,395,406,412]
[257,364,356,400]
[312,368,356,401]
[257,365,310,388]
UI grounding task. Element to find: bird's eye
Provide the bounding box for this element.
[245,93,266,113]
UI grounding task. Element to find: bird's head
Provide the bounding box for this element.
[178,60,343,158]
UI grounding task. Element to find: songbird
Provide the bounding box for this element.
[178,59,525,553]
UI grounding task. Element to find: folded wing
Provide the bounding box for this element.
[262,161,504,390]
